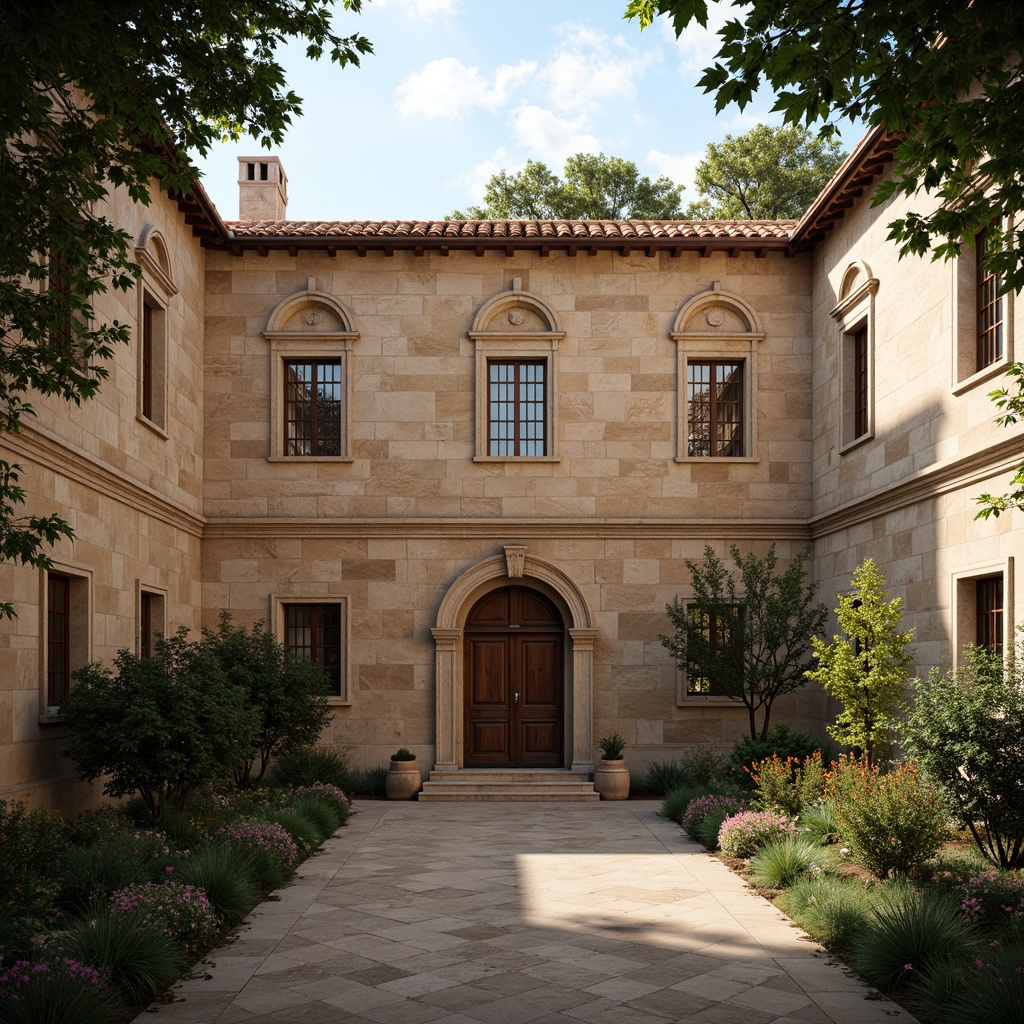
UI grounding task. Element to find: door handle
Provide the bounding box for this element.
[514,691,519,704]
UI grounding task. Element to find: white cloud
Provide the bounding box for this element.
[372,0,460,19]
[510,104,600,164]
[540,22,641,116]
[394,57,536,119]
[646,148,702,195]
[661,0,735,77]
[449,148,516,200]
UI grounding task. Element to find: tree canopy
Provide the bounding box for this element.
[450,153,685,220]
[686,123,845,219]
[0,1,372,617]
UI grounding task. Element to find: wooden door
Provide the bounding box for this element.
[464,587,564,767]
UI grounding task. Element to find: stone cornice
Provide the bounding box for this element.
[2,428,205,539]
[810,434,1024,538]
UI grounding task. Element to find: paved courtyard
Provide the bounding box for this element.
[136,801,919,1024]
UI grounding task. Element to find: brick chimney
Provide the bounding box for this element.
[237,156,288,220]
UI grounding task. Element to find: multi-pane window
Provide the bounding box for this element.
[976,228,1004,370]
[285,604,342,697]
[488,360,546,456]
[686,605,744,696]
[284,360,342,457]
[853,327,869,439]
[47,574,70,706]
[687,361,744,457]
[976,576,1004,655]
[140,592,153,660]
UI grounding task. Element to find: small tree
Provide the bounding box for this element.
[902,637,1024,869]
[202,614,332,789]
[61,629,258,818]
[661,544,826,740]
[806,559,913,764]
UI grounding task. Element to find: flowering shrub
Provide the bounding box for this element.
[719,810,797,858]
[110,881,219,956]
[288,782,351,820]
[749,752,826,817]
[825,757,949,878]
[680,795,747,840]
[0,958,116,1023]
[203,818,298,888]
[957,873,1024,939]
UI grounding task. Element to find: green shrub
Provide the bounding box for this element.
[267,745,354,790]
[56,838,150,911]
[748,837,832,889]
[750,751,827,816]
[661,785,710,824]
[726,725,822,789]
[718,810,796,858]
[902,640,1024,869]
[797,801,839,846]
[288,793,341,840]
[0,957,119,1024]
[852,885,978,991]
[637,759,691,796]
[203,819,298,890]
[59,903,185,1004]
[171,845,261,927]
[694,807,730,850]
[955,872,1024,941]
[351,764,388,798]
[679,747,725,787]
[826,757,950,878]
[913,946,1024,1024]
[287,783,351,825]
[270,808,321,854]
[780,875,873,951]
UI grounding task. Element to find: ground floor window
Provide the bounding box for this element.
[284,603,343,697]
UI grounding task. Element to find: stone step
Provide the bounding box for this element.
[419,769,599,802]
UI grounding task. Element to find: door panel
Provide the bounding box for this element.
[464,587,564,767]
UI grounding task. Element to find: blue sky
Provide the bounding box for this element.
[194,0,865,223]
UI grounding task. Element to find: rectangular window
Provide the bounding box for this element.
[47,574,71,706]
[488,360,546,457]
[48,251,74,352]
[285,603,342,697]
[141,299,155,421]
[284,360,343,457]
[687,361,744,457]
[686,605,744,696]
[853,327,869,439]
[976,576,1004,655]
[976,228,1004,371]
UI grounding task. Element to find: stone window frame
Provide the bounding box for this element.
[952,218,1015,395]
[830,260,878,454]
[39,560,93,723]
[952,557,1014,666]
[670,592,747,707]
[270,594,351,705]
[264,281,359,462]
[135,226,177,437]
[469,281,564,463]
[671,284,763,463]
[136,579,167,659]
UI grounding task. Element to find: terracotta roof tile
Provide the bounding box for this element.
[226,218,798,241]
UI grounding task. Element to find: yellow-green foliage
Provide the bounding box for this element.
[806,560,913,764]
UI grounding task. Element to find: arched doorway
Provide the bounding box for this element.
[463,586,564,767]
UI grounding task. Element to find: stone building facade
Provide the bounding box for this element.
[1,128,1020,812]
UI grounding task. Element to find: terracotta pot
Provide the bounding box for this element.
[385,759,421,800]
[593,758,630,800]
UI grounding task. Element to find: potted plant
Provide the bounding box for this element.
[385,747,421,800]
[594,732,630,800]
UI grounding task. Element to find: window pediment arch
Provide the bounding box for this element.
[470,281,563,338]
[265,280,357,337]
[135,226,177,298]
[671,285,764,339]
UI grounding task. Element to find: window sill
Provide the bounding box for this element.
[39,711,65,725]
[839,431,873,456]
[326,697,352,707]
[473,455,561,463]
[136,414,169,440]
[677,694,745,707]
[267,455,354,463]
[953,357,1012,397]
[674,456,759,464]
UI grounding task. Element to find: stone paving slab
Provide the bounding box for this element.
[135,801,919,1024]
